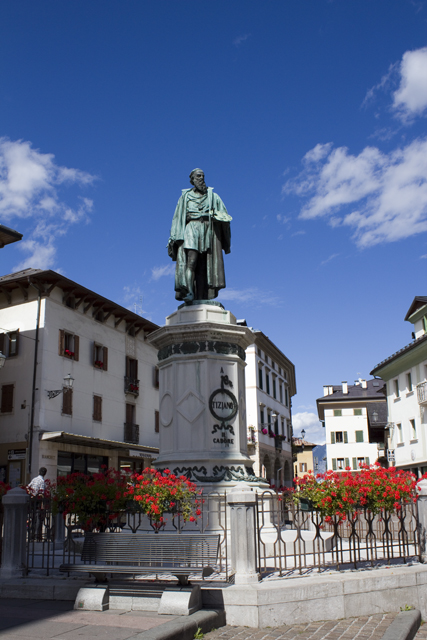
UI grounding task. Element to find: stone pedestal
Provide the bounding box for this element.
[227,484,260,584]
[148,303,260,490]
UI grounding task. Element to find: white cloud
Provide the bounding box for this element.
[362,62,398,108]
[122,284,148,316]
[0,137,96,270]
[392,47,427,121]
[218,287,282,306]
[420,253,427,259]
[291,230,305,237]
[233,34,251,47]
[283,137,427,247]
[151,264,175,281]
[293,412,325,445]
[320,253,340,266]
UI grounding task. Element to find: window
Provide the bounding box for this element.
[93,343,108,370]
[423,316,427,334]
[337,458,345,470]
[299,462,307,473]
[59,330,79,361]
[258,368,263,390]
[260,408,265,425]
[272,377,277,400]
[331,431,348,444]
[94,308,104,322]
[355,430,364,443]
[257,347,261,356]
[155,410,160,433]
[126,403,136,424]
[125,357,139,394]
[65,295,76,309]
[124,403,139,443]
[265,372,270,395]
[153,366,159,389]
[281,419,286,438]
[0,384,14,413]
[407,372,413,392]
[410,419,416,439]
[57,451,108,477]
[0,330,19,357]
[333,409,342,417]
[397,423,403,443]
[62,388,72,415]
[394,379,399,398]
[279,384,283,404]
[285,387,289,407]
[357,457,366,468]
[93,395,102,422]
[354,408,362,416]
[265,355,269,365]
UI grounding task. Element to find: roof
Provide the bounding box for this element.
[316,379,386,420]
[40,431,159,454]
[292,437,318,448]
[0,224,23,248]
[404,296,427,322]
[370,333,427,376]
[366,401,388,426]
[0,269,159,335]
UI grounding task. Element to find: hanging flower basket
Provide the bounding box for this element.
[261,428,268,435]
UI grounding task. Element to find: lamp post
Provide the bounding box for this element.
[46,374,74,399]
[301,428,306,452]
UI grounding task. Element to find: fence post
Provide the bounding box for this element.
[417,478,427,563]
[54,512,65,548]
[227,483,260,584]
[0,487,30,578]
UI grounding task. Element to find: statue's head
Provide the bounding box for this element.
[189,168,207,194]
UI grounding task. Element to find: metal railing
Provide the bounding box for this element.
[417,381,427,405]
[124,376,139,396]
[25,491,229,580]
[123,422,139,444]
[255,490,419,578]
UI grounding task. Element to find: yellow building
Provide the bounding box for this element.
[293,437,318,479]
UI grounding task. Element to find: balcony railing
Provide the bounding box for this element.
[124,423,139,444]
[417,381,427,405]
[124,376,140,396]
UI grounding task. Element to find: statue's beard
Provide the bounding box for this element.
[193,178,207,194]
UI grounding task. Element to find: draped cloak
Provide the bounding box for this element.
[168,187,232,301]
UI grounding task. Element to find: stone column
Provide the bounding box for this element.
[0,487,30,578]
[417,479,427,563]
[227,483,260,584]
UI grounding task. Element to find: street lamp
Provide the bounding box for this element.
[46,374,74,399]
[301,428,306,452]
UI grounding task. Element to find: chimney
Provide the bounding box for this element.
[323,385,329,396]
[361,379,367,389]
[329,386,334,395]
[342,381,348,394]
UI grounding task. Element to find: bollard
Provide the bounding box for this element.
[0,487,30,579]
[227,483,260,585]
[417,478,427,563]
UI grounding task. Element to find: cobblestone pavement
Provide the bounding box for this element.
[415,622,427,639]
[203,613,399,640]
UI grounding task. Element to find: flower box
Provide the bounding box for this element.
[94,360,104,369]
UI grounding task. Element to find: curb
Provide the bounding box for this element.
[127,609,226,640]
[381,610,422,640]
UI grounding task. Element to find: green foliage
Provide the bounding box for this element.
[194,627,204,639]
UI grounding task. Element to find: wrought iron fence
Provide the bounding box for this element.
[25,491,229,579]
[255,490,420,577]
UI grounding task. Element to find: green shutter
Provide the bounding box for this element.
[344,431,348,443]
[332,458,337,471]
[365,457,370,466]
[352,457,357,470]
[331,432,335,444]
[345,458,350,469]
[356,430,363,443]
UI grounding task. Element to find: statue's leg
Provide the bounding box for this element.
[184,250,198,302]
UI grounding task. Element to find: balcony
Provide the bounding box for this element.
[124,376,140,396]
[417,381,427,405]
[124,423,139,444]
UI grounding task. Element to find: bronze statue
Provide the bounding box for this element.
[168,169,232,303]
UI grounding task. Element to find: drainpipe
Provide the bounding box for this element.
[28,281,42,479]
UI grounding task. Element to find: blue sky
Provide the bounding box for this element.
[1,1,426,444]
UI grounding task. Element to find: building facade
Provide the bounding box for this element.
[370,296,427,477]
[245,330,296,487]
[292,437,318,480]
[317,379,387,473]
[0,269,160,486]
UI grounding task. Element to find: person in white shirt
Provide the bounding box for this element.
[27,467,47,495]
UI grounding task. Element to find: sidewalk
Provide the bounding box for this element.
[203,613,400,640]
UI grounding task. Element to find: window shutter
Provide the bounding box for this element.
[93,395,102,421]
[155,410,159,433]
[331,432,335,444]
[92,342,97,366]
[103,347,108,371]
[332,458,337,471]
[12,330,19,356]
[126,403,134,424]
[352,457,357,470]
[73,335,79,361]
[365,457,370,466]
[344,431,348,443]
[356,430,364,443]
[153,366,159,388]
[345,458,350,469]
[59,330,65,356]
[1,384,14,413]
[62,388,72,415]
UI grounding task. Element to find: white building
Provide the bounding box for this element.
[317,379,387,472]
[244,329,296,487]
[370,296,427,477]
[0,269,160,486]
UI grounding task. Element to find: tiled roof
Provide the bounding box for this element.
[317,378,386,403]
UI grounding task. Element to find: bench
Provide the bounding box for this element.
[59,532,220,585]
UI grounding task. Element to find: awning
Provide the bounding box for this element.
[40,431,159,456]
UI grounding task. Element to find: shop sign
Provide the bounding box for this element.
[128,449,145,458]
[8,448,26,460]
